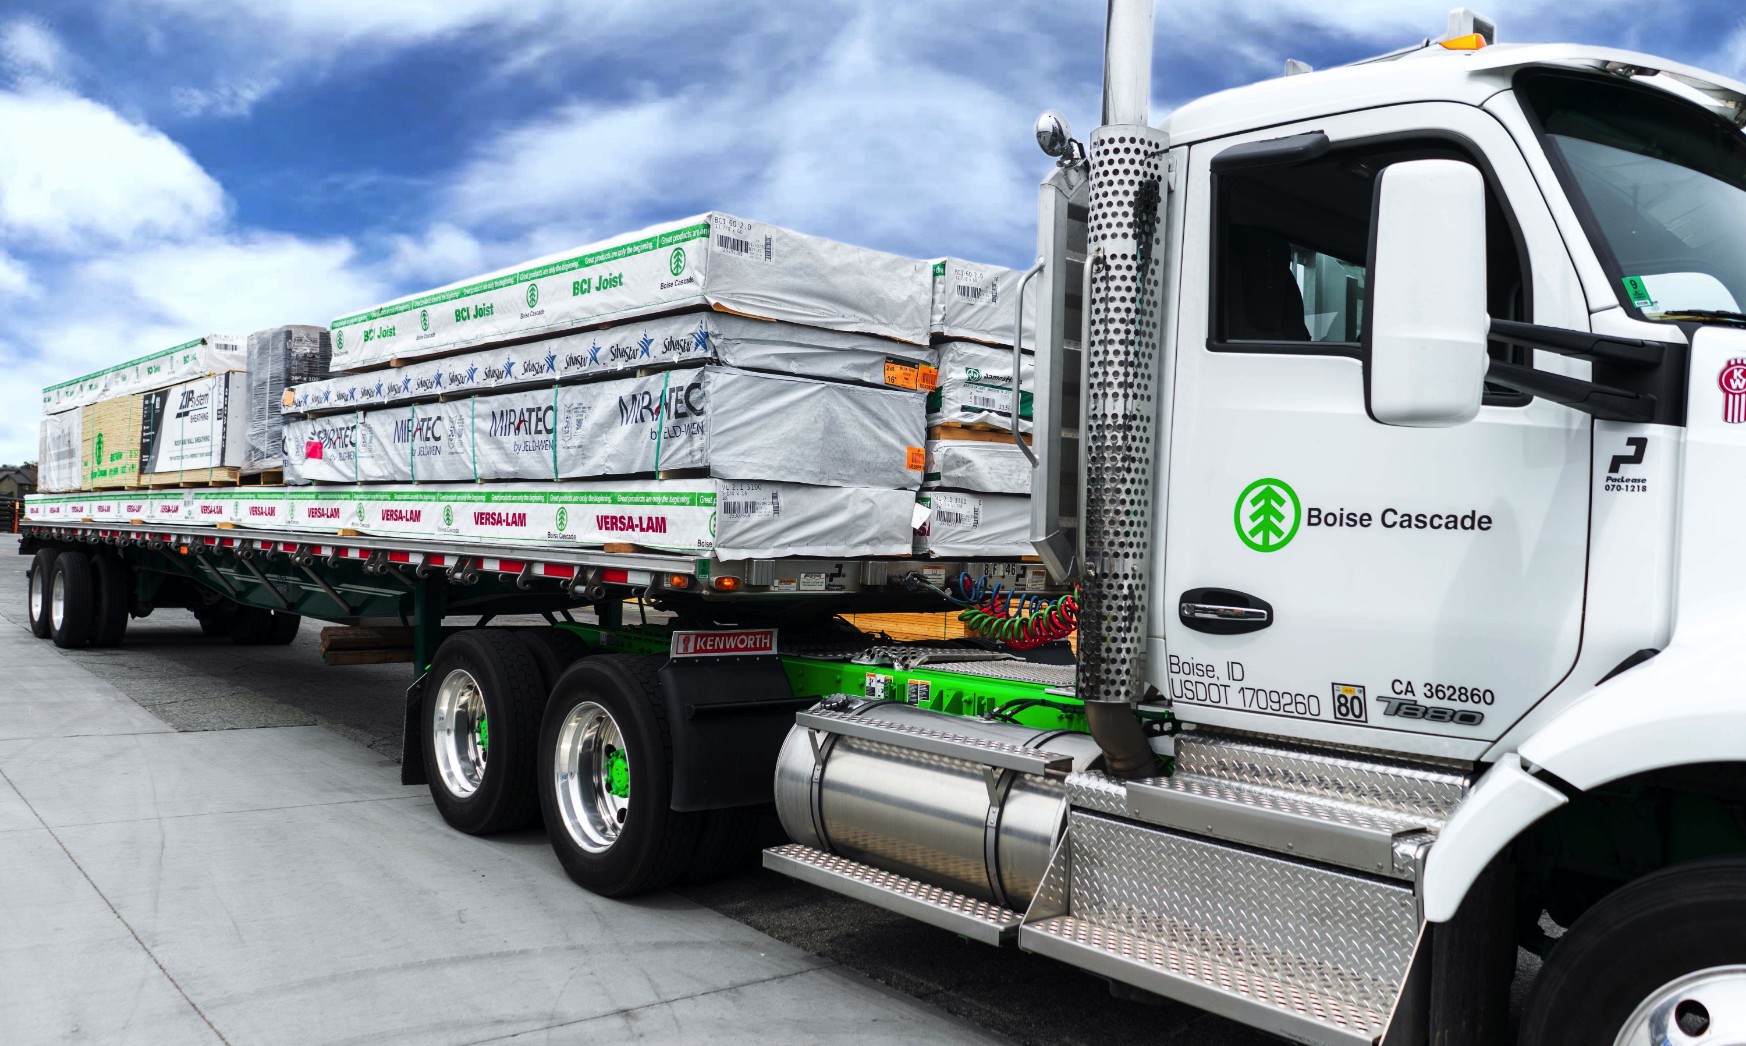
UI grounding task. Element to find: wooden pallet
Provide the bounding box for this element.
[927,423,1032,445]
[141,467,242,488]
[241,469,284,486]
[842,611,977,643]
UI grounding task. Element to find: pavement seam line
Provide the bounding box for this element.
[40,791,427,832]
[453,964,837,1045]
[0,764,233,1046]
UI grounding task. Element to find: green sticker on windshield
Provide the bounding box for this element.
[1622,275,1657,310]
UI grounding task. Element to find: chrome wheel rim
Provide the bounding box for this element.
[28,568,43,624]
[431,668,489,799]
[49,570,65,631]
[1615,965,1746,1046]
[553,700,629,854]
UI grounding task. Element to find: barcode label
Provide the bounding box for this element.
[937,510,971,526]
[967,391,1012,411]
[955,284,985,301]
[716,235,751,255]
[721,495,780,518]
[934,495,979,529]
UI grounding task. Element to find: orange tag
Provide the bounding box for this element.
[918,364,939,392]
[883,358,919,390]
[281,389,296,407]
[904,446,926,472]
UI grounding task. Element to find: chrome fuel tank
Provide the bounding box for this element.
[773,700,1101,910]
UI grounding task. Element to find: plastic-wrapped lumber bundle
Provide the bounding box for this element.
[42,335,242,414]
[327,213,933,372]
[913,491,1031,557]
[283,312,936,415]
[37,407,82,492]
[928,340,1035,432]
[282,366,927,490]
[923,438,1031,494]
[245,326,331,475]
[929,258,1039,346]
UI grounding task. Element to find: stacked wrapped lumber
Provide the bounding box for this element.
[917,260,1038,558]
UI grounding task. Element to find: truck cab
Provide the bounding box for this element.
[768,13,1746,1045]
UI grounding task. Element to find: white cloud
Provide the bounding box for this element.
[172,79,276,118]
[0,251,32,297]
[383,222,489,287]
[0,87,224,248]
[0,18,68,85]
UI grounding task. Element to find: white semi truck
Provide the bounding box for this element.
[24,5,1746,1043]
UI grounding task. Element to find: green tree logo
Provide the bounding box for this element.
[443,504,454,528]
[525,284,540,309]
[669,247,687,276]
[420,309,429,332]
[336,330,344,352]
[1234,478,1301,553]
[555,506,568,531]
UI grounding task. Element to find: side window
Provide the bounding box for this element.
[1212,138,1531,404]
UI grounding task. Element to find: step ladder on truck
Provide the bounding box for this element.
[23,3,1746,1043]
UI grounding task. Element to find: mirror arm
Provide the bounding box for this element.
[1485,360,1656,423]
[1489,318,1668,367]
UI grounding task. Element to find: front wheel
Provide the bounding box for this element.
[1519,856,1746,1045]
[26,548,58,638]
[539,655,700,897]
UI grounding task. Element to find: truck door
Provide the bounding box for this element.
[1160,103,1592,759]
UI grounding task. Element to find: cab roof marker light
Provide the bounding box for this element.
[1439,33,1487,51]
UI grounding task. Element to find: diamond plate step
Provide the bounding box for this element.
[763,844,1021,945]
[1020,811,1422,1046]
[796,707,1073,775]
[1121,773,1434,879]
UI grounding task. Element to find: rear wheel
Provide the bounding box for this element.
[264,611,301,645]
[196,606,232,636]
[515,627,594,695]
[539,655,701,897]
[90,555,129,648]
[49,551,94,649]
[421,630,545,835]
[26,548,57,638]
[1519,857,1746,1045]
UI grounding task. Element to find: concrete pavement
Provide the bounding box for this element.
[0,620,1005,1045]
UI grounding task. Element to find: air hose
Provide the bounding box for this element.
[903,571,1080,651]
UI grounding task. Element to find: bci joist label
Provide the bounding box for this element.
[328,213,932,372]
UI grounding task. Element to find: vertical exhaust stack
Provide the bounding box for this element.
[1080,0,1166,773]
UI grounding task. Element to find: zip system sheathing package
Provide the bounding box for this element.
[25,482,918,559]
[327,213,934,372]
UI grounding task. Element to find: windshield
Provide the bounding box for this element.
[1519,71,1746,319]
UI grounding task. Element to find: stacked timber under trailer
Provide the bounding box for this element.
[31,4,1746,1045]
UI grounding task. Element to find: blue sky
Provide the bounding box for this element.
[1,0,1741,463]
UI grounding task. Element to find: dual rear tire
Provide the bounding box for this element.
[28,548,128,648]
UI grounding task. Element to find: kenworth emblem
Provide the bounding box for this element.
[1721,358,1746,424]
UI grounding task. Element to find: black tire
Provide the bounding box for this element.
[194,600,233,636]
[229,605,274,645]
[514,627,594,695]
[90,555,129,648]
[264,612,301,645]
[26,547,57,638]
[681,804,769,885]
[539,654,702,897]
[1519,857,1746,1046]
[49,551,94,649]
[421,630,545,835]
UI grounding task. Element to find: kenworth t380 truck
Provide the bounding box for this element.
[23,5,1746,1044]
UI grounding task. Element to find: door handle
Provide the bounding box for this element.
[1178,587,1274,635]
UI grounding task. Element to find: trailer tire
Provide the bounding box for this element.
[515,627,594,695]
[90,555,129,648]
[422,630,545,835]
[1519,856,1746,1046]
[228,606,276,645]
[26,547,58,638]
[539,654,702,897]
[49,551,94,649]
[265,612,301,646]
[195,605,232,637]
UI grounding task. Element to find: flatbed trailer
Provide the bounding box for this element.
[16,512,1079,893]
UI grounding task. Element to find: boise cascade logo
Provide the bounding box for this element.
[1721,358,1746,423]
[1235,477,1300,552]
[420,309,429,332]
[555,507,569,531]
[443,504,454,527]
[526,284,540,309]
[669,247,686,276]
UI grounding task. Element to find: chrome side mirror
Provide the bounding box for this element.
[1035,110,1085,166]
